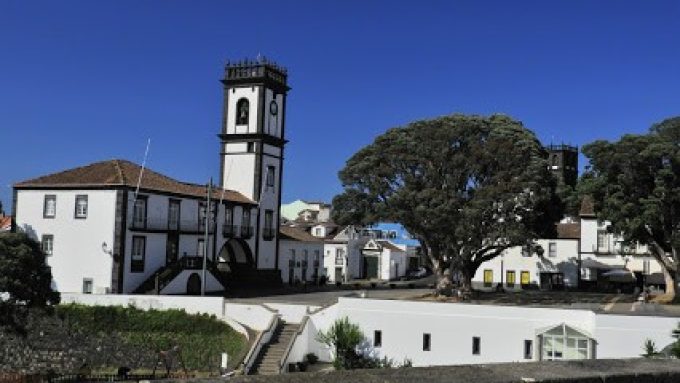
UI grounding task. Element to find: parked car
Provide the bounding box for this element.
[403,267,432,280]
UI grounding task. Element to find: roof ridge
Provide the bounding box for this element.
[112,159,126,184]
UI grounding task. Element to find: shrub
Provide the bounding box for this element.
[305,353,319,364]
[642,339,660,358]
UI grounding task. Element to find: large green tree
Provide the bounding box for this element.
[0,232,60,333]
[581,117,680,301]
[333,114,560,295]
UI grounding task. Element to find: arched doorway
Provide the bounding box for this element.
[186,273,201,295]
[218,238,255,266]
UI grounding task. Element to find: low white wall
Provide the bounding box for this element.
[224,303,278,331]
[283,298,680,368]
[595,313,677,358]
[60,293,225,317]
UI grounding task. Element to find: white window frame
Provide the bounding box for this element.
[42,234,54,256]
[131,236,146,273]
[43,195,56,218]
[75,195,88,219]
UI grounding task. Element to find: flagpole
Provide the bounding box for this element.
[202,178,212,296]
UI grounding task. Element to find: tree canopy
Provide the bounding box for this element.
[333,114,560,294]
[0,232,60,333]
[581,116,680,300]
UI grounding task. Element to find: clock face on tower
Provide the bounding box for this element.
[269,100,278,116]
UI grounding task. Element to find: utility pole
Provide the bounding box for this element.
[201,178,212,296]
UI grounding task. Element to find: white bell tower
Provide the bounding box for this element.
[219,57,289,270]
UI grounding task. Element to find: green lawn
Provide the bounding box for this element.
[56,304,248,373]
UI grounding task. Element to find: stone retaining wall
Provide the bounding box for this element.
[0,312,157,374]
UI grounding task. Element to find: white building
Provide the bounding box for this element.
[360,239,409,280]
[12,58,292,295]
[472,197,664,291]
[322,226,366,283]
[278,226,325,284]
[13,160,257,295]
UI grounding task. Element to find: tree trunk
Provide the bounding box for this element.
[662,267,679,303]
[434,265,453,297]
[457,267,474,300]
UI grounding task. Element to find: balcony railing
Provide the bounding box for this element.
[240,225,254,239]
[263,227,276,240]
[222,223,235,237]
[180,256,205,270]
[129,218,215,234]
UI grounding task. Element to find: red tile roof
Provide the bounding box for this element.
[279,225,323,243]
[0,216,11,231]
[14,159,254,204]
[579,195,596,217]
[556,222,581,239]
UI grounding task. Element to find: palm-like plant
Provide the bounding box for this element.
[642,339,660,358]
[316,317,365,369]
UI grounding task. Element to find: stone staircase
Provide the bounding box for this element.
[250,321,298,375]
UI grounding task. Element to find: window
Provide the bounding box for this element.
[82,278,93,294]
[596,229,608,252]
[242,208,251,227]
[483,269,493,287]
[374,330,382,347]
[168,199,180,230]
[541,325,590,361]
[521,271,531,286]
[74,195,88,219]
[263,210,275,240]
[241,208,252,238]
[524,340,533,360]
[43,195,56,218]
[335,249,344,265]
[472,337,481,355]
[236,98,249,125]
[548,242,557,257]
[224,205,233,225]
[506,270,516,287]
[131,236,146,273]
[133,197,147,228]
[314,227,322,237]
[423,333,431,351]
[314,250,320,267]
[198,202,207,232]
[266,166,276,190]
[41,234,54,256]
[289,249,296,268]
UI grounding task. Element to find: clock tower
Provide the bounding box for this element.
[219,57,289,270]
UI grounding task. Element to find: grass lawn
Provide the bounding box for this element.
[56,304,248,373]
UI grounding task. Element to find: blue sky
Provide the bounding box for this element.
[1,1,679,211]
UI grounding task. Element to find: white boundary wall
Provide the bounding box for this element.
[61,293,225,317]
[284,298,680,368]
